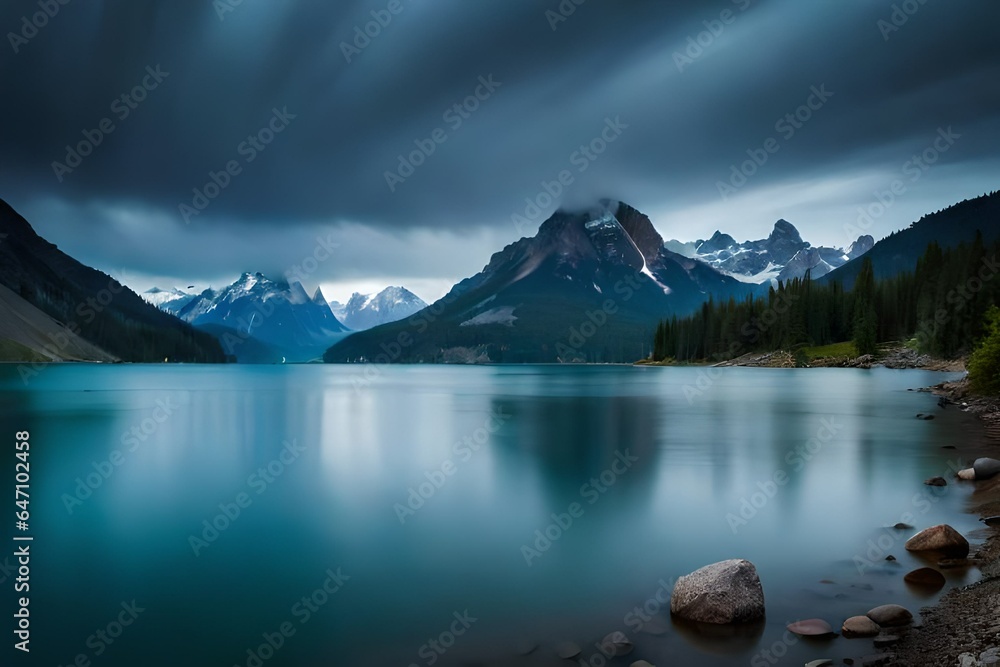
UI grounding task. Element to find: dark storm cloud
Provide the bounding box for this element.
[1,0,999,285]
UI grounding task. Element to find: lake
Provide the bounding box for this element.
[0,364,985,666]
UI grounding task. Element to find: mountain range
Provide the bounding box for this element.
[2,190,995,366]
[667,221,874,283]
[151,274,350,363]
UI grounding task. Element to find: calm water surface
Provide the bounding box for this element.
[0,364,984,666]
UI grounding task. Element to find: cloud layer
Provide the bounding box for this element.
[2,0,998,296]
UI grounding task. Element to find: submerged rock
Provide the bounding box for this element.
[556,642,581,659]
[598,631,633,657]
[866,604,913,627]
[924,476,947,487]
[981,516,1000,527]
[892,522,914,530]
[787,619,835,636]
[903,566,946,589]
[904,524,970,557]
[842,615,881,638]
[669,559,765,624]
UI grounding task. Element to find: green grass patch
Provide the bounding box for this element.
[801,341,858,359]
[0,339,49,363]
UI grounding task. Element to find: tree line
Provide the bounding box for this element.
[651,232,1000,363]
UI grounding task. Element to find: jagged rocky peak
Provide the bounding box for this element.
[697,231,738,254]
[610,200,665,261]
[847,235,875,259]
[769,219,803,243]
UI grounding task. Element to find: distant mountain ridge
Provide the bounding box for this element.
[670,220,873,283]
[325,200,756,364]
[330,286,428,331]
[161,272,349,362]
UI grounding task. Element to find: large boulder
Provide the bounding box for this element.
[669,559,765,624]
[974,458,1000,480]
[904,524,969,557]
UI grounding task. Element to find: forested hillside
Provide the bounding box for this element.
[652,232,999,362]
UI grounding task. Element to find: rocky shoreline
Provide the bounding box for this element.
[880,377,1000,666]
[713,346,966,371]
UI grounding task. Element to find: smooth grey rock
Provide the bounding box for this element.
[974,457,1000,480]
[866,604,912,627]
[842,615,880,638]
[787,619,834,636]
[669,559,765,624]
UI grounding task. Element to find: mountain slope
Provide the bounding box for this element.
[325,200,755,363]
[0,199,225,363]
[330,286,428,330]
[822,190,1000,289]
[174,272,350,362]
[0,282,117,362]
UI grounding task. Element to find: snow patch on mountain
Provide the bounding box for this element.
[460,306,517,327]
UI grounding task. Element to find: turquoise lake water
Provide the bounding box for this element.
[0,364,985,666]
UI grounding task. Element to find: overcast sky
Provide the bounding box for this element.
[2,0,998,302]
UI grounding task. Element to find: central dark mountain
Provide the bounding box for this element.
[325,201,755,363]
